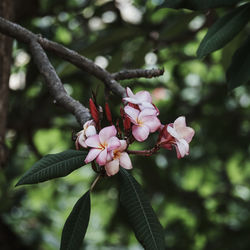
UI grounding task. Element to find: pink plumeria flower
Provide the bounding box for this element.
[160,116,195,158]
[84,125,120,166]
[105,140,132,176]
[124,106,161,142]
[75,120,97,149]
[123,87,156,111]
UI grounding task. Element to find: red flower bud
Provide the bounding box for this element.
[120,107,124,117]
[89,98,99,124]
[105,102,113,124]
[120,107,131,132]
[124,115,131,131]
[116,119,122,137]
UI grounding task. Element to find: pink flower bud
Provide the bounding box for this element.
[75,120,97,149]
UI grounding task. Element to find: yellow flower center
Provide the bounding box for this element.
[99,142,107,150]
[113,150,121,159]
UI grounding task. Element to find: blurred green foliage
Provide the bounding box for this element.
[2,0,250,249]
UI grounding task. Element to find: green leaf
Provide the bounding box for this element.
[60,191,91,250]
[197,4,250,58]
[227,35,250,90]
[16,150,87,186]
[164,0,242,10]
[119,168,165,250]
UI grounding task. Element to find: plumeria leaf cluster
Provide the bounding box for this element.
[16,87,195,250]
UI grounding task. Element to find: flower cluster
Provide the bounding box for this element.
[75,87,195,176]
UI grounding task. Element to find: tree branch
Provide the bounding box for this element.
[112,68,164,80]
[29,40,91,125]
[38,37,126,97]
[0,17,165,126]
[0,17,126,98]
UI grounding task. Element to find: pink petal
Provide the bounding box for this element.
[84,148,101,164]
[135,90,152,103]
[99,125,117,145]
[141,116,161,132]
[138,108,157,118]
[105,159,120,176]
[175,145,182,159]
[118,140,127,152]
[107,136,121,151]
[96,148,108,166]
[132,125,150,142]
[85,125,97,137]
[85,134,101,148]
[124,106,139,124]
[119,152,132,170]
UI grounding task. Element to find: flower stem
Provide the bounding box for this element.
[127,146,160,156]
[90,174,101,192]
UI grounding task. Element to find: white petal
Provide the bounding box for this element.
[138,108,157,118]
[85,135,101,148]
[176,139,189,158]
[105,159,120,176]
[177,127,195,143]
[96,148,108,166]
[135,90,152,103]
[77,133,87,148]
[132,125,150,142]
[118,140,127,152]
[83,119,95,130]
[85,148,101,164]
[106,151,114,162]
[139,102,155,110]
[123,97,141,105]
[99,125,117,145]
[141,116,161,133]
[85,125,97,137]
[174,116,186,130]
[124,106,139,124]
[107,136,121,151]
[119,152,132,169]
[126,87,134,98]
[167,125,179,139]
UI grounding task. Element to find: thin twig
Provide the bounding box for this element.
[112,68,164,80]
[127,146,160,156]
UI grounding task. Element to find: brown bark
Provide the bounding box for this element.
[0,0,13,167]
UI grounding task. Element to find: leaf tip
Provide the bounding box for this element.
[15,180,22,187]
